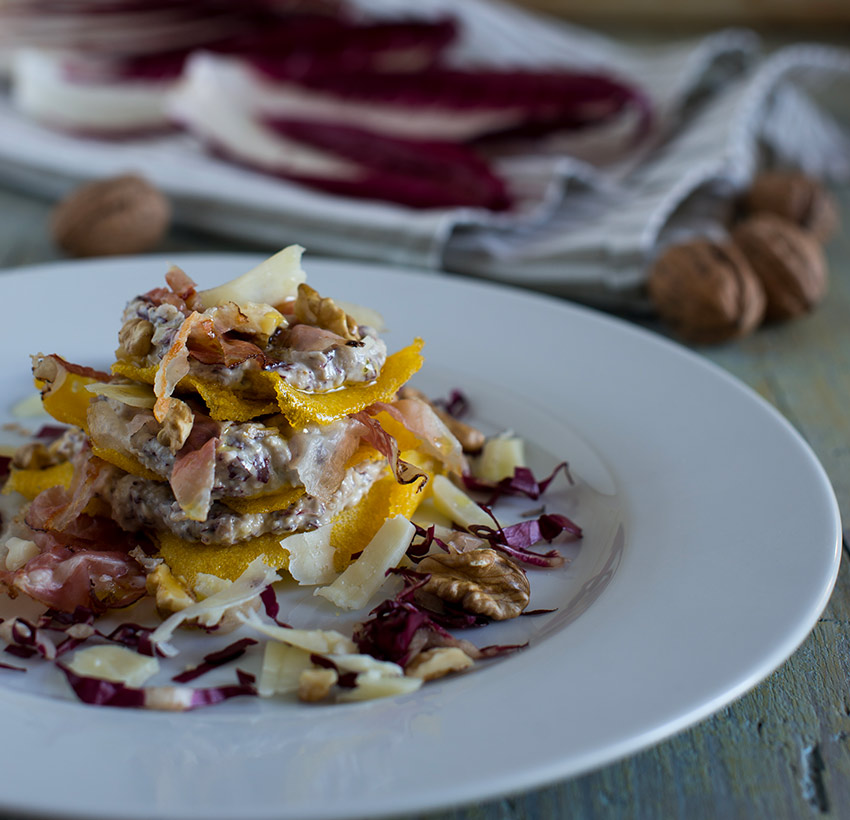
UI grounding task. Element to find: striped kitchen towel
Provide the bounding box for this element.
[0,0,847,308]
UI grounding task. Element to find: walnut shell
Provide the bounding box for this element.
[732,214,828,321]
[743,171,839,243]
[647,239,766,345]
[51,174,171,257]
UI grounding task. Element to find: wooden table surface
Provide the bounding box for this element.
[0,181,847,820]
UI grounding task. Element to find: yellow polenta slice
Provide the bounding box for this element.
[329,473,427,571]
[89,443,164,483]
[157,530,291,587]
[111,339,424,426]
[156,469,426,585]
[37,371,97,431]
[2,462,74,499]
[221,486,305,516]
[110,361,277,422]
[262,339,424,427]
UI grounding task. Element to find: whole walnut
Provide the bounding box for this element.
[743,171,839,243]
[732,214,828,321]
[647,239,766,345]
[51,174,171,257]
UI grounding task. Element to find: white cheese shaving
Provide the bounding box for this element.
[236,609,356,654]
[2,536,39,571]
[314,515,414,611]
[195,245,306,310]
[330,653,404,678]
[337,671,422,702]
[84,381,156,408]
[475,434,526,483]
[150,557,278,647]
[258,642,314,697]
[10,392,48,419]
[283,524,337,586]
[431,475,495,529]
[67,646,160,688]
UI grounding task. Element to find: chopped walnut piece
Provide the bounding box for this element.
[405,647,474,680]
[417,548,530,620]
[298,667,338,702]
[156,398,194,452]
[294,283,361,342]
[11,441,55,470]
[116,317,155,359]
[398,386,485,454]
[146,564,196,616]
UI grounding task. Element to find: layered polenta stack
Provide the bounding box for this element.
[3,247,464,614]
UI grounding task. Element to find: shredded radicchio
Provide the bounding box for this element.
[58,664,257,711]
[260,586,291,627]
[432,389,470,419]
[171,637,258,684]
[462,462,574,505]
[467,508,581,568]
[98,622,160,658]
[309,654,358,689]
[354,570,523,667]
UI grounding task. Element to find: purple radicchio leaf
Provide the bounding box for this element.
[171,638,258,684]
[98,622,160,657]
[260,585,291,627]
[431,389,470,419]
[258,118,513,211]
[462,461,574,505]
[309,654,357,689]
[58,664,257,711]
[467,508,581,568]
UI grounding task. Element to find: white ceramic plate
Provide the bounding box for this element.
[0,255,841,820]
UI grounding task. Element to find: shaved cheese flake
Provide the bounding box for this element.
[11,392,48,419]
[335,299,386,333]
[67,645,160,688]
[330,653,404,678]
[315,515,414,611]
[196,245,306,310]
[258,642,314,697]
[475,434,526,483]
[237,609,356,654]
[431,474,495,529]
[411,497,454,531]
[192,573,233,599]
[336,671,422,702]
[151,557,278,647]
[3,536,39,571]
[85,381,156,408]
[284,524,337,586]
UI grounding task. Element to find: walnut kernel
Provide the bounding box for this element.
[417,548,530,620]
[294,284,361,341]
[156,399,194,452]
[405,647,474,680]
[116,317,154,360]
[146,564,195,616]
[298,667,338,702]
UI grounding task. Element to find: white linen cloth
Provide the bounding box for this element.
[0,0,847,309]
